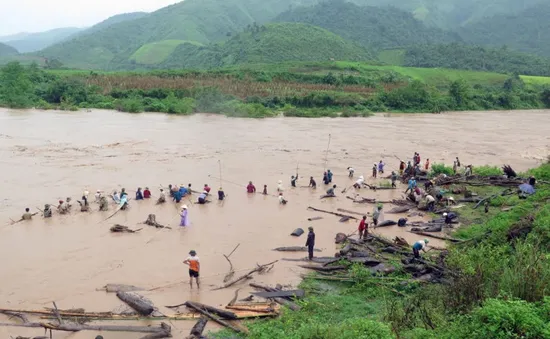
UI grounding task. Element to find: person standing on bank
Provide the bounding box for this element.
[183,250,200,288]
[305,227,316,260]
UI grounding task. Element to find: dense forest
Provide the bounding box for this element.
[158,23,372,69]
[459,3,550,57]
[402,44,550,76]
[275,1,461,50]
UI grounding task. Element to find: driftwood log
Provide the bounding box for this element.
[213,260,278,290]
[299,264,347,272]
[116,292,154,316]
[337,208,368,217]
[291,228,304,237]
[183,301,237,320]
[409,231,462,243]
[187,317,208,339]
[183,302,242,333]
[110,224,142,233]
[307,206,358,220]
[252,290,305,299]
[307,216,323,221]
[144,214,171,229]
[272,246,321,252]
[387,206,411,214]
[99,284,145,293]
[249,283,301,311]
[375,220,397,228]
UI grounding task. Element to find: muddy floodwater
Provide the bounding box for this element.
[1,108,549,338]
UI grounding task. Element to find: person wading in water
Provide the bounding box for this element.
[305,227,316,260]
[183,250,200,288]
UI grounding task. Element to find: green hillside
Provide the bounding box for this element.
[275,1,461,50]
[0,43,18,57]
[130,40,201,64]
[160,23,373,69]
[459,3,550,57]
[401,44,550,76]
[350,0,546,29]
[78,12,149,36]
[4,27,83,53]
[39,0,318,69]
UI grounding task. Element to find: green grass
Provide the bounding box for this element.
[378,49,406,66]
[130,40,202,64]
[522,75,550,85]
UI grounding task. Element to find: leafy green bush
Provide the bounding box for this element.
[473,165,503,176]
[115,97,144,113]
[430,163,454,176]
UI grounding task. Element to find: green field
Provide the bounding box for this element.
[378,49,406,66]
[522,75,550,85]
[130,40,202,65]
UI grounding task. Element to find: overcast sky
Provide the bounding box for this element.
[0,0,180,36]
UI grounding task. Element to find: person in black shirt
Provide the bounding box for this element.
[305,227,316,260]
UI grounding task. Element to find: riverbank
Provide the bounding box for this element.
[214,161,550,339]
[2,61,549,118]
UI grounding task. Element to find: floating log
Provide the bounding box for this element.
[183,302,242,333]
[144,214,170,229]
[339,216,352,222]
[110,224,142,233]
[387,206,411,214]
[375,220,397,228]
[290,228,304,237]
[273,247,321,252]
[337,208,367,217]
[183,301,237,320]
[252,290,305,299]
[346,196,376,204]
[409,231,462,243]
[116,292,154,316]
[249,283,301,311]
[213,260,278,290]
[282,257,336,264]
[99,284,145,293]
[307,216,323,221]
[347,257,381,267]
[411,225,442,233]
[307,206,358,220]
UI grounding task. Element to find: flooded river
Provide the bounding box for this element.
[0,108,549,338]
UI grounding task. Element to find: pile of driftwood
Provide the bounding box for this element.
[299,233,454,289]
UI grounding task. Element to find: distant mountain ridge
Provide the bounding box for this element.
[1,27,83,53]
[0,42,19,56]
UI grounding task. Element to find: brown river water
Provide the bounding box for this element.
[0,108,549,338]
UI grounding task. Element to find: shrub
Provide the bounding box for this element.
[430,163,454,177]
[473,165,502,176]
[115,97,144,113]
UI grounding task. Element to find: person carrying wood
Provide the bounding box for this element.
[78,195,90,212]
[412,239,429,258]
[183,250,200,288]
[358,215,368,239]
[22,208,33,220]
[305,227,316,260]
[99,196,109,211]
[43,204,52,218]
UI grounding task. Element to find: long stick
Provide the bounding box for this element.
[324,134,331,171]
[218,160,223,189]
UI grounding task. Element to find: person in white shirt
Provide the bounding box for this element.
[278,193,287,205]
[425,194,435,211]
[95,190,103,202]
[353,175,364,189]
[412,239,429,258]
[347,167,355,178]
[277,180,284,192]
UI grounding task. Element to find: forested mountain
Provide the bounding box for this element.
[77,12,149,36]
[401,44,550,76]
[2,27,83,53]
[39,0,318,69]
[459,3,550,57]
[275,1,461,50]
[349,0,546,29]
[0,43,19,57]
[159,23,372,69]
